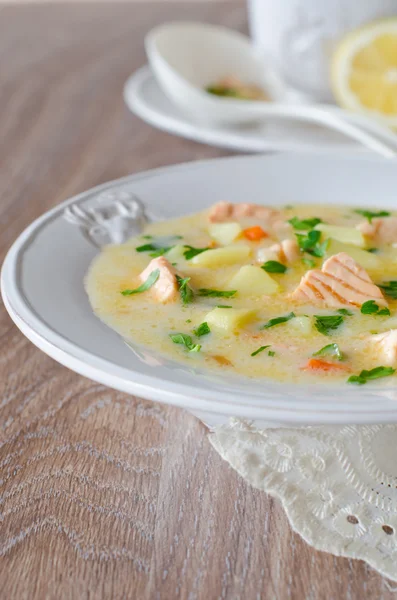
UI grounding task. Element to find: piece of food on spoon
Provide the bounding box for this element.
[206,76,269,101]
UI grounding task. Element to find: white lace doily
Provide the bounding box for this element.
[209,419,397,581]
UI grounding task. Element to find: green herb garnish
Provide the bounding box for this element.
[176,275,194,305]
[354,209,390,223]
[251,345,270,357]
[261,312,295,330]
[198,289,237,298]
[378,281,397,300]
[135,243,173,257]
[361,300,390,316]
[183,246,209,260]
[141,235,153,240]
[348,366,395,385]
[289,217,322,230]
[186,319,192,323]
[302,257,316,268]
[121,269,160,296]
[206,85,241,98]
[268,350,276,357]
[314,315,344,335]
[261,261,287,274]
[193,322,211,337]
[296,230,329,258]
[313,343,344,361]
[367,248,378,253]
[337,308,354,316]
[216,305,232,309]
[169,333,201,353]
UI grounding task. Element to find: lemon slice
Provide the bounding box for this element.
[331,18,397,127]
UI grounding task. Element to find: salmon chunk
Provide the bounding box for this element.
[291,252,387,308]
[208,201,280,223]
[257,239,300,264]
[357,217,397,244]
[139,256,179,303]
[371,330,397,366]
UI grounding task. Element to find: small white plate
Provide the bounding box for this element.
[2,153,397,428]
[124,66,368,155]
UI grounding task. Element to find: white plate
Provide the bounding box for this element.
[2,153,397,427]
[124,66,369,155]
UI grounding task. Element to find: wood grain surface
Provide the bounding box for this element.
[0,3,396,599]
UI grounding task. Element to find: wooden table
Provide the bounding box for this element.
[0,3,395,598]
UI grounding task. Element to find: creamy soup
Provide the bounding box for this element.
[86,202,397,385]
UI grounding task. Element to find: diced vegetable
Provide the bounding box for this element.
[303,358,350,372]
[288,316,312,335]
[242,226,268,241]
[205,307,257,333]
[190,245,251,267]
[165,244,187,263]
[315,224,365,248]
[208,222,242,245]
[325,239,380,269]
[228,265,280,296]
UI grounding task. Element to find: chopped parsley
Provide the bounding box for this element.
[251,345,270,357]
[186,319,192,323]
[348,366,395,385]
[337,308,354,316]
[176,275,194,305]
[206,85,241,98]
[169,333,201,353]
[360,300,390,316]
[135,243,173,257]
[193,322,211,337]
[295,230,329,258]
[261,312,295,330]
[302,257,316,268]
[354,209,390,223]
[268,350,276,357]
[261,260,287,274]
[378,280,397,299]
[198,289,237,298]
[288,216,322,230]
[313,343,344,361]
[216,305,232,309]
[121,269,160,296]
[367,248,378,254]
[183,246,209,260]
[314,315,344,335]
[141,235,153,239]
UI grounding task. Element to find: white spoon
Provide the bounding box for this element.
[145,22,397,158]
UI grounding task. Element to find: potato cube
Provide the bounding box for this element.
[288,316,312,336]
[315,224,365,248]
[208,222,242,245]
[191,245,251,267]
[325,239,380,269]
[165,244,187,263]
[205,307,257,332]
[228,265,280,296]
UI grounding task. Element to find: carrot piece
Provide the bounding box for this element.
[302,358,351,372]
[242,226,268,241]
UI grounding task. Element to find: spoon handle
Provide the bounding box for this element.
[279,105,397,159]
